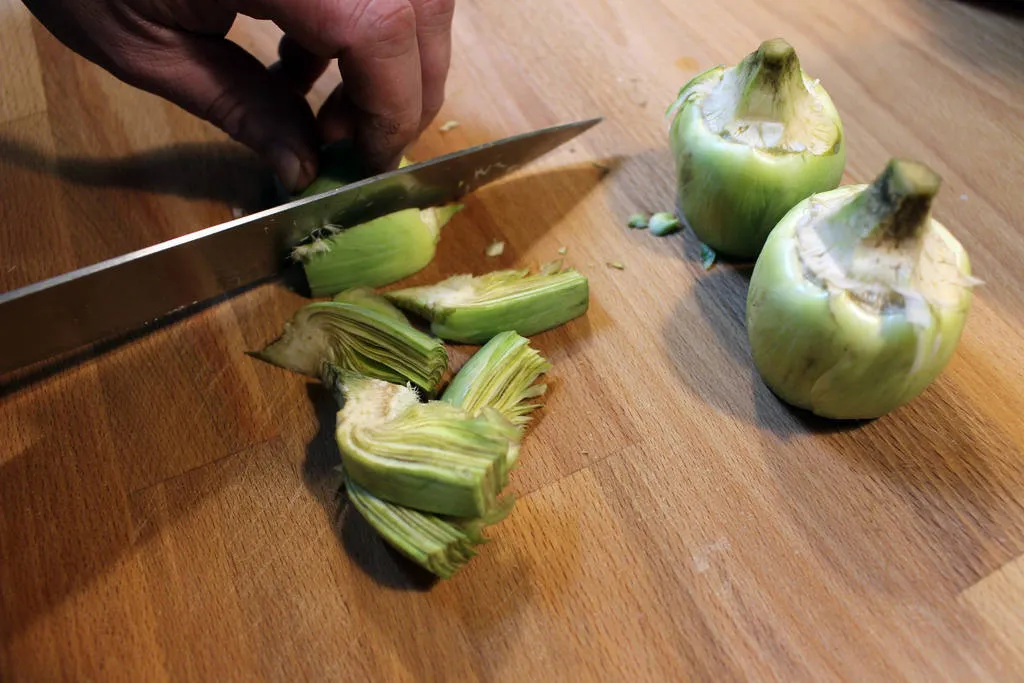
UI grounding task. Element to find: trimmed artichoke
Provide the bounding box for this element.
[385,262,589,344]
[746,158,978,420]
[668,38,846,259]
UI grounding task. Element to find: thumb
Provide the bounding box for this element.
[125,32,321,192]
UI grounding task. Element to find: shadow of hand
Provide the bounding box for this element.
[0,138,275,212]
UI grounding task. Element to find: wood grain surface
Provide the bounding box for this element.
[2,0,1024,680]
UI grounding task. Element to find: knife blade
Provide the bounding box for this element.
[0,117,602,377]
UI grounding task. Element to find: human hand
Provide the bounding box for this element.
[22,0,455,191]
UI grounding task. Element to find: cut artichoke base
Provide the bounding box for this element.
[670,38,841,156]
[793,186,975,323]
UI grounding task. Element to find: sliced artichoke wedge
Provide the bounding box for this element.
[291,143,462,297]
[250,294,448,393]
[325,366,521,518]
[385,261,589,344]
[442,330,551,430]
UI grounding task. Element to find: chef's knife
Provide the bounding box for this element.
[0,117,602,377]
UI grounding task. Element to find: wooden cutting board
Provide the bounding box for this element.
[2,0,1023,680]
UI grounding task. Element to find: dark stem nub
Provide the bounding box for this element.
[871,159,942,241]
[758,38,798,72]
[734,38,805,121]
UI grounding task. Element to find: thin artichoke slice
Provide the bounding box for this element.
[385,262,589,344]
[250,299,448,393]
[294,205,463,298]
[345,476,516,578]
[442,330,551,430]
[345,477,476,579]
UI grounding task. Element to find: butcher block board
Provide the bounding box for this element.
[2,0,1024,680]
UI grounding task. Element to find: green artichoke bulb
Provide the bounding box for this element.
[668,38,846,259]
[291,142,462,297]
[746,158,978,420]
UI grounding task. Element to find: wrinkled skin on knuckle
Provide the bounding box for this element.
[199,87,252,142]
[353,0,418,60]
[415,0,455,32]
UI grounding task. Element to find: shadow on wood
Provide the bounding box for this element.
[0,139,275,214]
[761,381,1024,596]
[948,0,1024,19]
[0,432,232,647]
[664,264,865,437]
[301,382,437,591]
[397,162,613,290]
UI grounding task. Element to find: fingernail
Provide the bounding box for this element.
[268,144,302,192]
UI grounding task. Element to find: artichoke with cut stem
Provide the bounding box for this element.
[746,158,978,420]
[669,38,846,259]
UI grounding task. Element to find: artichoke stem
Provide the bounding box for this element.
[862,159,942,242]
[733,37,808,123]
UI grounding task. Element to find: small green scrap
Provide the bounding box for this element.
[486,240,505,257]
[557,246,567,256]
[700,242,717,270]
[648,212,682,236]
[627,213,650,230]
[606,261,626,270]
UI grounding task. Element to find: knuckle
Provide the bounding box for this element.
[374,107,421,137]
[354,0,417,53]
[201,89,249,141]
[415,0,455,29]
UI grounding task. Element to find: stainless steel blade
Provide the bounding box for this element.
[0,117,602,377]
